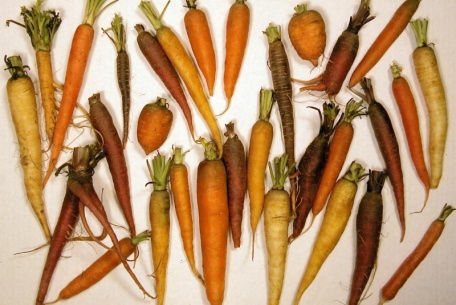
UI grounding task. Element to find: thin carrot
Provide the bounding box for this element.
[43,0,115,187]
[294,162,365,305]
[348,170,387,305]
[410,18,447,189]
[264,154,294,305]
[103,14,131,149]
[348,0,421,88]
[247,89,275,258]
[7,0,61,143]
[139,1,223,158]
[135,23,195,138]
[169,147,204,284]
[197,138,229,305]
[146,154,173,305]
[184,0,216,96]
[222,122,247,248]
[5,55,51,242]
[380,204,455,304]
[311,99,365,220]
[390,62,430,208]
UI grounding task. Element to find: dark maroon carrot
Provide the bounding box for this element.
[290,102,340,242]
[356,77,405,242]
[297,0,373,97]
[135,23,194,139]
[221,122,247,248]
[89,93,136,238]
[348,170,386,305]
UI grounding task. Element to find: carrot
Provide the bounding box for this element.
[290,102,340,242]
[311,99,365,220]
[103,14,131,149]
[89,93,136,237]
[380,204,455,304]
[348,170,387,305]
[137,97,173,155]
[43,0,114,187]
[293,161,365,305]
[222,122,247,248]
[356,77,406,242]
[297,0,373,98]
[410,18,447,189]
[146,154,173,305]
[7,0,61,143]
[390,62,430,208]
[264,23,297,215]
[287,3,326,67]
[223,0,250,106]
[197,138,229,305]
[5,55,51,242]
[184,0,216,96]
[264,154,294,305]
[169,147,204,283]
[348,0,421,88]
[247,89,275,258]
[48,231,150,303]
[139,1,223,158]
[135,23,195,138]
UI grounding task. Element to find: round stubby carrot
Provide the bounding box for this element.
[184,0,216,96]
[5,55,51,242]
[390,62,430,208]
[103,14,131,149]
[380,204,455,303]
[135,23,195,139]
[311,99,365,219]
[51,231,150,302]
[222,122,247,248]
[223,0,250,105]
[410,18,447,189]
[287,4,326,67]
[43,0,112,186]
[137,97,173,155]
[358,78,405,242]
[8,0,61,143]
[290,102,340,242]
[89,93,136,238]
[197,139,229,305]
[348,170,387,305]
[348,0,421,88]
[147,154,173,305]
[298,0,373,98]
[264,154,294,305]
[247,89,275,257]
[170,147,204,284]
[139,1,223,158]
[294,162,365,305]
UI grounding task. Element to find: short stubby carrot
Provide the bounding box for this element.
[5,55,51,242]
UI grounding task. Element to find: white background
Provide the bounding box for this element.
[1,0,455,304]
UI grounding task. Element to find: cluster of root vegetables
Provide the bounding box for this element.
[3,0,453,305]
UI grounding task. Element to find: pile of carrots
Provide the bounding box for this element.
[2,0,454,304]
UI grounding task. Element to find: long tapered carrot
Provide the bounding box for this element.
[43,0,115,187]
[348,0,421,88]
[139,1,223,158]
[390,62,429,209]
[223,0,250,106]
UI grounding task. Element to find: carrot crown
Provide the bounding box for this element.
[56,144,104,180]
[268,154,295,190]
[103,14,127,53]
[264,23,281,44]
[131,230,151,246]
[366,170,387,194]
[224,122,239,140]
[410,18,429,48]
[390,62,403,79]
[185,0,197,9]
[83,0,117,26]
[147,153,172,191]
[437,204,455,222]
[313,102,341,139]
[342,161,366,184]
[171,146,189,165]
[293,4,308,15]
[356,77,376,105]
[139,0,171,31]
[342,99,366,123]
[198,137,218,161]
[258,88,275,121]
[4,55,28,80]
[346,0,374,34]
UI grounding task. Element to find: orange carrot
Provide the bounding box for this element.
[43,0,113,186]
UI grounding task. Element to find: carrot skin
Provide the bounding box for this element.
[116,50,131,149]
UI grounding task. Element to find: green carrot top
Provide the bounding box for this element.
[293,4,308,15]
[147,153,172,191]
[268,154,296,190]
[410,18,429,48]
[131,230,151,246]
[83,0,117,25]
[390,61,403,79]
[103,14,127,53]
[171,147,189,165]
[264,23,282,44]
[198,137,219,161]
[258,89,275,121]
[342,161,366,184]
[139,0,171,31]
[4,55,29,80]
[185,0,198,9]
[437,204,455,222]
[342,99,366,123]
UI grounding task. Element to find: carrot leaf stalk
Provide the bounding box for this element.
[268,154,296,190]
[147,153,173,192]
[83,0,118,26]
